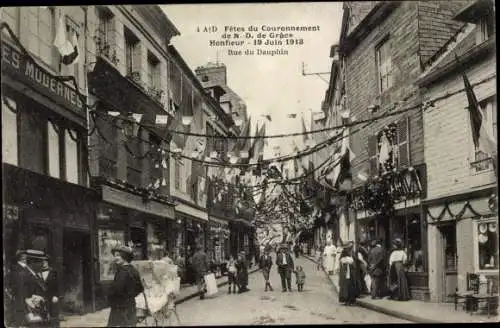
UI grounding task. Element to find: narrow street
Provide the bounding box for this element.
[175,257,410,325]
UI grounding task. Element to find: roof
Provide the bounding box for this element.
[454,0,494,22]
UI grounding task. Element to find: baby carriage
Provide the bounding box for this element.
[136,289,181,327]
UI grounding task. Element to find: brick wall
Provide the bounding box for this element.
[422,53,496,200]
[417,0,474,68]
[345,1,423,189]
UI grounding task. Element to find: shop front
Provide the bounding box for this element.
[174,200,208,284]
[92,181,176,309]
[3,164,98,313]
[426,188,498,303]
[208,216,231,277]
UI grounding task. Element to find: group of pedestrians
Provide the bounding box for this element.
[334,238,411,306]
[226,251,250,294]
[257,244,307,293]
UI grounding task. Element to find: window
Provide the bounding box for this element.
[65,129,79,184]
[476,16,494,44]
[147,51,161,90]
[1,7,20,36]
[175,160,182,190]
[376,38,393,93]
[476,220,498,271]
[124,28,140,76]
[47,121,60,178]
[98,229,125,281]
[60,18,81,85]
[97,7,114,45]
[368,116,410,177]
[2,96,18,165]
[26,7,56,70]
[20,109,46,175]
[474,97,497,172]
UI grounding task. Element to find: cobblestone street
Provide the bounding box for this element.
[175,257,409,325]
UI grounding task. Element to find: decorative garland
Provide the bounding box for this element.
[426,198,493,224]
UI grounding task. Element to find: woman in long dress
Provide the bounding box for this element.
[387,238,411,301]
[107,245,144,327]
[338,242,357,305]
[323,241,336,275]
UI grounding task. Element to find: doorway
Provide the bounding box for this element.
[439,224,457,302]
[62,230,92,314]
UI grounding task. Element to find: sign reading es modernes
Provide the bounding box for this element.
[1,41,85,114]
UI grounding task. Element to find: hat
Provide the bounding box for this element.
[370,240,377,247]
[111,245,134,261]
[264,245,272,252]
[343,241,354,249]
[25,249,49,260]
[393,238,403,248]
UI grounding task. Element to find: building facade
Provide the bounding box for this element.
[2,6,99,313]
[196,63,257,264]
[313,0,474,301]
[85,5,179,309]
[417,0,497,302]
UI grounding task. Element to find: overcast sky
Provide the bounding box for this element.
[162,3,343,157]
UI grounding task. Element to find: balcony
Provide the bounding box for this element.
[88,57,172,121]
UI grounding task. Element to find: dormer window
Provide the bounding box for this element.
[476,16,494,44]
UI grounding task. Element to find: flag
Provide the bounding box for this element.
[378,133,391,164]
[53,16,73,57]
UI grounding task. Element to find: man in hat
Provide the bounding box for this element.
[190,244,210,299]
[259,245,274,291]
[107,245,144,327]
[276,244,294,292]
[368,239,387,299]
[10,249,54,327]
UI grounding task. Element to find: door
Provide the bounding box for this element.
[439,224,457,302]
[62,230,92,314]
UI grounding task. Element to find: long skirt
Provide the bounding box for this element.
[237,269,249,287]
[388,261,411,301]
[338,263,357,305]
[108,303,137,327]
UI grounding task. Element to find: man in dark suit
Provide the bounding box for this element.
[190,244,210,299]
[275,245,294,292]
[368,239,387,299]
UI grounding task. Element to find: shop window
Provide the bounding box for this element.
[407,217,424,272]
[376,37,393,94]
[442,225,457,272]
[477,220,498,271]
[19,109,46,175]
[98,229,125,281]
[130,227,147,261]
[147,223,165,260]
[26,7,57,71]
[2,96,18,166]
[47,120,61,178]
[65,129,80,184]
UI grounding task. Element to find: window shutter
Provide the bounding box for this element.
[397,116,410,168]
[368,135,378,176]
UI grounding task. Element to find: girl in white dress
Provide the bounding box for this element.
[323,240,337,275]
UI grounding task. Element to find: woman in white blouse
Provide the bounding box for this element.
[387,238,411,301]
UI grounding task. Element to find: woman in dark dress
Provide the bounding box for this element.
[235,251,250,293]
[338,242,357,305]
[387,238,411,301]
[107,245,144,327]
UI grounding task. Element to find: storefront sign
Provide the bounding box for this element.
[102,186,175,220]
[1,40,86,117]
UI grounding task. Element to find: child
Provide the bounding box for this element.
[315,246,323,271]
[294,266,306,292]
[226,256,237,294]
